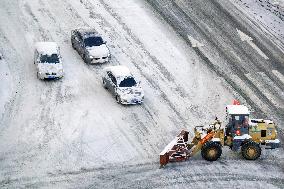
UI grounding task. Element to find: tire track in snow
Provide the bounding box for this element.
[69,0,198,157]
[146,0,284,122]
[0,31,22,132]
[46,0,160,160]
[171,0,284,116]
[80,0,195,127]
[184,0,284,103]
[3,159,283,188]
[173,0,284,121]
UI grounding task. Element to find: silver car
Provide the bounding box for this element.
[102,66,144,104]
[71,28,110,64]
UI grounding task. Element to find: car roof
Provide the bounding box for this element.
[35,42,58,55]
[226,105,250,115]
[105,66,132,78]
[77,28,100,38]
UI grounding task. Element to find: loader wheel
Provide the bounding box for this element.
[201,141,222,161]
[241,141,261,160]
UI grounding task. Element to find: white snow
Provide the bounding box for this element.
[226,105,250,115]
[187,35,204,47]
[0,0,283,188]
[160,137,179,155]
[236,28,269,59]
[211,138,221,142]
[35,42,59,55]
[87,44,110,58]
[232,0,284,51]
[234,134,252,140]
[104,65,132,78]
[265,139,280,143]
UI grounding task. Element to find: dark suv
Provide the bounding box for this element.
[71,29,110,64]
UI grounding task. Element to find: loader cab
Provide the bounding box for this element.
[225,105,250,137]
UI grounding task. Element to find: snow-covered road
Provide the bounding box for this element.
[0,0,283,188]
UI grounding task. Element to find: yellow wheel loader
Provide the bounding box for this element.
[160,103,281,167]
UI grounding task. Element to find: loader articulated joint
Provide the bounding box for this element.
[232,139,244,151]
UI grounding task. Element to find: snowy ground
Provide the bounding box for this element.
[0,0,283,188]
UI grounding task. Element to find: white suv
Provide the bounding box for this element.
[34,42,64,80]
[102,66,144,104]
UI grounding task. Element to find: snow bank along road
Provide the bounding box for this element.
[0,0,283,188]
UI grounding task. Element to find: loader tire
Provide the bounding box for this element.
[201,141,222,161]
[241,141,261,160]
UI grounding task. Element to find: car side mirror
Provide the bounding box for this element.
[103,41,107,44]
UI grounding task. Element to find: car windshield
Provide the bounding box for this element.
[84,36,104,47]
[119,77,137,87]
[40,54,60,63]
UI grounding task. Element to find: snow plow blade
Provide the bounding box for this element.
[159,130,189,167]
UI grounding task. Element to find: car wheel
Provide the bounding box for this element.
[83,54,89,64]
[102,79,108,89]
[71,40,75,49]
[116,95,121,104]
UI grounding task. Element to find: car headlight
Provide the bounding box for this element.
[89,55,94,59]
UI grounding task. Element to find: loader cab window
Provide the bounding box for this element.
[261,130,266,137]
[232,115,248,127]
[226,114,249,136]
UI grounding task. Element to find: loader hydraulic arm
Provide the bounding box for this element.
[187,131,215,157]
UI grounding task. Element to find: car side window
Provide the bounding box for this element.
[78,33,83,42]
[107,72,117,86]
[34,50,39,63]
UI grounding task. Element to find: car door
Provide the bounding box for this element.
[34,50,41,72]
[77,33,85,56]
[105,71,112,90]
[71,30,79,49]
[107,72,117,95]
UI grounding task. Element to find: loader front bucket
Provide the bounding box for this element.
[159,130,189,167]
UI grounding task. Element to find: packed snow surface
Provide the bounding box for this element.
[0,0,283,188]
[35,42,59,55]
